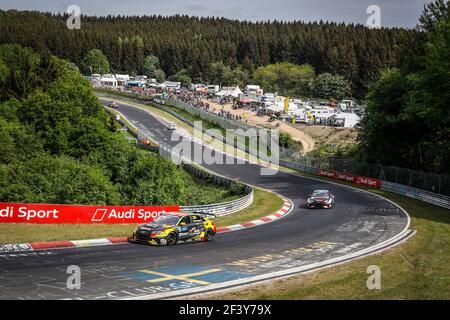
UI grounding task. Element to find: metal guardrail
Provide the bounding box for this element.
[150,99,275,162]
[107,96,450,211]
[279,159,318,175]
[105,106,255,217]
[381,181,450,209]
[169,98,255,131]
[280,158,450,210]
[181,164,254,216]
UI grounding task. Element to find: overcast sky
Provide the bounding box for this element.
[0,0,433,28]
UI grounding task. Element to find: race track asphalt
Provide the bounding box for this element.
[0,100,409,300]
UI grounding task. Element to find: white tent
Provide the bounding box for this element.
[230,86,243,98]
[336,112,361,128]
[215,91,229,97]
[266,105,283,113]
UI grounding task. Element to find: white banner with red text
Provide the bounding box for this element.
[318,169,381,189]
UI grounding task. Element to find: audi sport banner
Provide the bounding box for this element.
[318,169,381,189]
[0,203,179,224]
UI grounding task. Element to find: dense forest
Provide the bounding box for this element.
[0,2,448,176]
[359,0,450,174]
[0,44,242,205]
[0,10,402,98]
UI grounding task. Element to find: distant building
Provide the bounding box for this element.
[163,81,182,91]
[207,85,220,94]
[126,80,146,89]
[100,74,117,87]
[245,85,263,96]
[115,74,130,86]
[135,75,148,81]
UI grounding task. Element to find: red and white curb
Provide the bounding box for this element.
[216,198,293,233]
[0,198,293,253]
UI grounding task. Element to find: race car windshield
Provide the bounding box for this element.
[313,190,329,197]
[153,215,180,225]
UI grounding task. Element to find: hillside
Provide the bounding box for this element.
[0,10,402,98]
[0,44,241,205]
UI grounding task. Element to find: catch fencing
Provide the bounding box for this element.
[105,105,255,217]
[107,96,450,210]
[280,158,450,209]
[150,99,276,163]
[153,98,450,208]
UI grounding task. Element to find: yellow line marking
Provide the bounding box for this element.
[139,268,222,285]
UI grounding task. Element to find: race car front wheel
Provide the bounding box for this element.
[166,233,177,246]
[204,229,214,241]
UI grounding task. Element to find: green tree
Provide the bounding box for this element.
[168,69,192,87]
[154,68,166,83]
[0,154,120,205]
[80,49,110,75]
[0,44,41,101]
[0,59,8,85]
[253,62,315,96]
[0,44,236,206]
[309,73,351,100]
[358,3,450,174]
[143,55,160,77]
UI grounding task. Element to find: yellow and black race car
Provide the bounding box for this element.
[128,212,217,246]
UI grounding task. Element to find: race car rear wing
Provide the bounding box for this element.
[192,211,218,219]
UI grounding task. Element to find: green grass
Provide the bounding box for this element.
[0,224,136,244]
[182,173,243,205]
[207,175,450,300]
[0,188,284,244]
[160,102,227,135]
[216,188,284,227]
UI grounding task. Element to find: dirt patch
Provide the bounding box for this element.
[296,125,358,149]
[204,99,315,153]
[203,99,358,153]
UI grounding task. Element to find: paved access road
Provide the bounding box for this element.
[0,100,409,300]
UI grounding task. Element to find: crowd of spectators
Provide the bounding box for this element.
[174,91,246,122]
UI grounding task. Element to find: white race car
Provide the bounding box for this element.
[307,190,335,208]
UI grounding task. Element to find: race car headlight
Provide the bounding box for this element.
[151,230,164,237]
[307,198,314,203]
[325,198,332,204]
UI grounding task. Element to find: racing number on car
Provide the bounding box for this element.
[190,215,204,236]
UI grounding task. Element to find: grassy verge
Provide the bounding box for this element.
[207,171,450,300]
[96,91,270,157]
[0,224,136,244]
[182,173,243,205]
[216,188,284,227]
[96,92,267,165]
[96,89,227,134]
[0,188,284,244]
